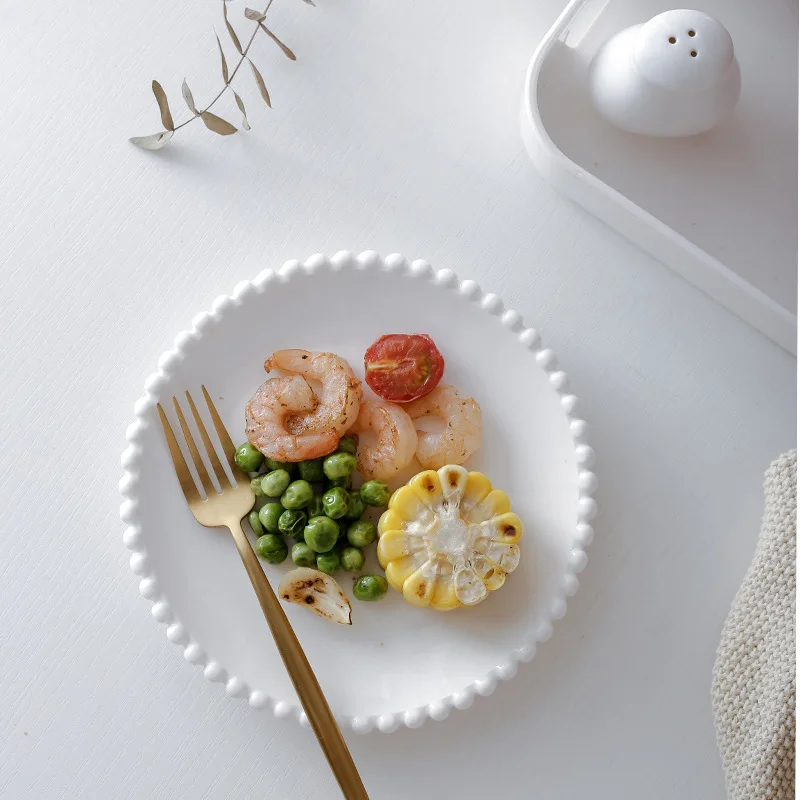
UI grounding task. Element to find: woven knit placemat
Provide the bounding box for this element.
[712,450,796,799]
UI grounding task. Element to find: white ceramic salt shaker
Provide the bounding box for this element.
[588,9,741,136]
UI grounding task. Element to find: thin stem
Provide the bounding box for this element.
[173,0,276,131]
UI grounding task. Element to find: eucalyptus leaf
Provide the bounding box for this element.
[223,2,243,54]
[215,33,230,84]
[129,131,174,150]
[181,79,198,114]
[151,80,174,131]
[244,7,266,21]
[248,58,272,107]
[201,111,238,135]
[259,23,296,60]
[233,92,251,130]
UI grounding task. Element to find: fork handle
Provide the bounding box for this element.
[227,520,370,800]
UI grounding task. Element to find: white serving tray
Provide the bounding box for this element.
[521,0,797,353]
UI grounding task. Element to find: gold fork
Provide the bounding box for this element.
[157,387,369,800]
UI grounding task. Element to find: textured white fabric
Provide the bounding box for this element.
[712,451,796,800]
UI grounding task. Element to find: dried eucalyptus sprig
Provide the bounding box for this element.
[130,0,314,149]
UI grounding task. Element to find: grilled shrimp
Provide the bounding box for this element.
[265,350,362,438]
[348,399,417,480]
[246,375,339,461]
[404,385,482,469]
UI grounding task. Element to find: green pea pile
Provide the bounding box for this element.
[234,437,391,602]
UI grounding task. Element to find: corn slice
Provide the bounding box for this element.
[378,466,524,611]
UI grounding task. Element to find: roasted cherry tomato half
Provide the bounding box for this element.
[364,333,445,403]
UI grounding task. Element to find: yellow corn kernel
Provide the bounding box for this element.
[388,485,430,521]
[454,565,488,606]
[377,530,422,568]
[483,512,523,544]
[402,560,438,608]
[438,464,468,503]
[385,552,426,592]
[463,471,492,508]
[471,554,507,591]
[431,574,459,611]
[466,489,511,523]
[409,470,443,508]
[377,509,405,538]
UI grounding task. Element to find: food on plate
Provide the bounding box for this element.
[280,479,315,509]
[348,399,416,481]
[260,468,291,498]
[246,375,341,461]
[248,509,264,536]
[405,385,482,469]
[345,494,365,520]
[265,349,363,437]
[304,516,340,553]
[316,549,341,575]
[258,502,283,533]
[321,486,350,519]
[245,350,363,462]
[291,542,316,568]
[359,479,392,507]
[255,533,288,564]
[242,339,502,620]
[377,465,522,610]
[341,546,365,572]
[306,494,325,518]
[353,575,389,602]
[297,457,325,482]
[336,435,358,455]
[235,441,264,473]
[279,568,352,624]
[277,509,307,537]
[364,334,445,403]
[346,520,377,548]
[264,457,293,474]
[323,451,357,480]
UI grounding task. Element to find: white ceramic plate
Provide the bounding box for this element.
[120,251,596,733]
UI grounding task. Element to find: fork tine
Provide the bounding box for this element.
[186,390,233,488]
[172,397,215,496]
[157,403,202,504]
[201,386,242,477]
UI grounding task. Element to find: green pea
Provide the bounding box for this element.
[263,457,294,474]
[291,542,316,568]
[323,452,357,480]
[250,476,268,497]
[340,546,365,572]
[297,458,325,482]
[345,495,366,521]
[278,509,307,537]
[304,516,340,553]
[354,574,388,601]
[255,534,288,564]
[258,502,283,534]
[316,549,341,575]
[322,486,350,519]
[307,495,325,518]
[360,480,391,507]
[337,435,358,455]
[248,509,264,536]
[328,475,352,490]
[281,479,314,509]
[347,519,377,548]
[235,442,264,473]
[261,469,291,497]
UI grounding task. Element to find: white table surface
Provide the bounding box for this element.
[0,1,795,798]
